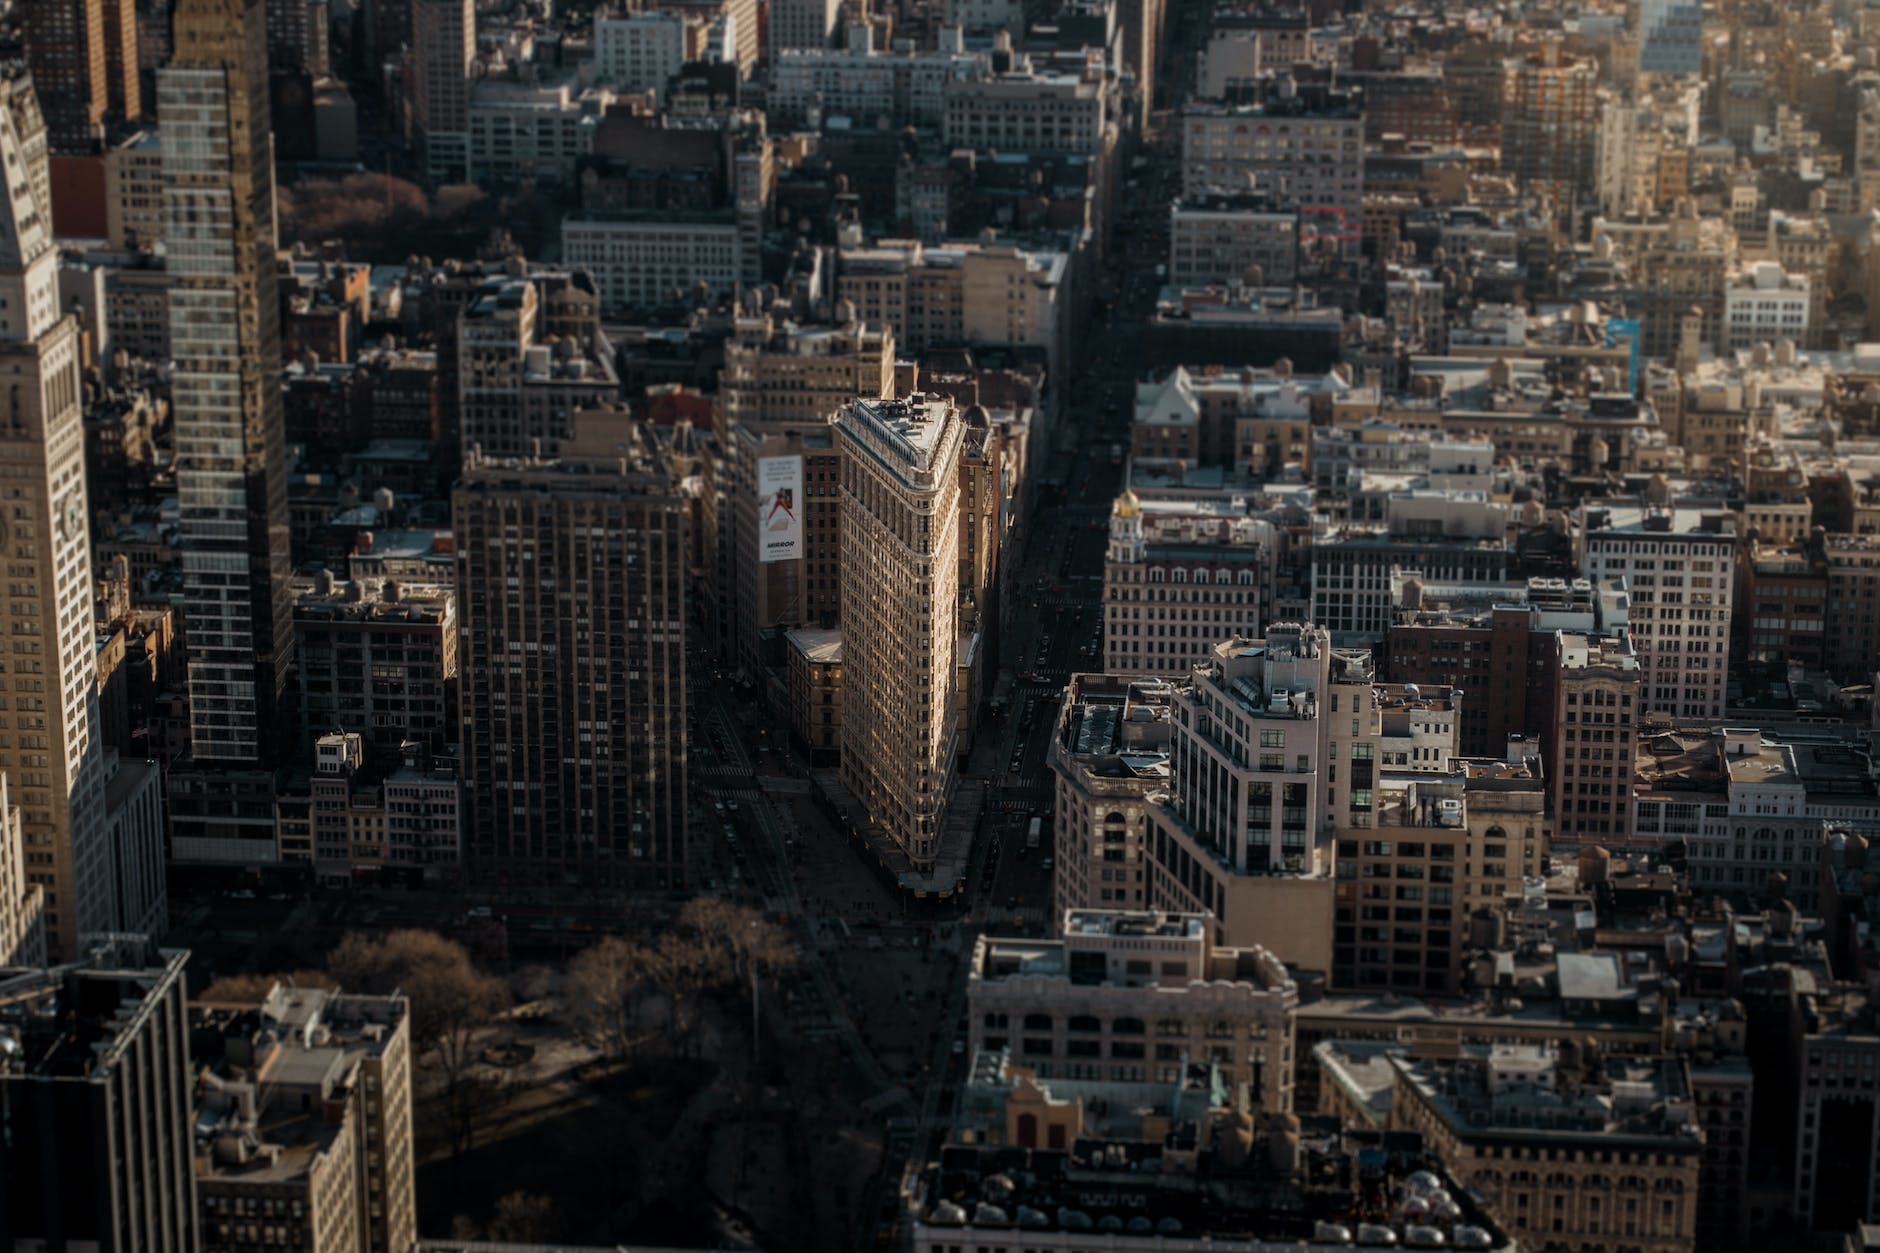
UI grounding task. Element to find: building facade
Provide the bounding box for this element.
[1181,78,1363,252]
[0,73,119,961]
[0,774,45,965]
[0,944,198,1252]
[561,212,748,311]
[1391,1045,1702,1253]
[1168,197,1299,288]
[1500,45,1598,213]
[23,0,140,152]
[1333,762,1548,995]
[456,273,619,462]
[275,733,462,883]
[1145,628,1338,971]
[592,10,692,102]
[1552,628,1641,845]
[767,0,839,57]
[467,80,614,184]
[1824,533,1880,681]
[719,313,895,434]
[453,415,687,888]
[194,982,415,1253]
[410,0,475,181]
[835,237,1067,378]
[1723,261,1811,351]
[968,910,1298,1115]
[162,0,296,764]
[835,396,964,875]
[1637,0,1702,75]
[1050,674,1173,917]
[294,579,457,751]
[1102,491,1274,676]
[1580,501,1734,721]
[941,59,1112,157]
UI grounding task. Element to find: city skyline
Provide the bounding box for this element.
[3,0,1880,1246]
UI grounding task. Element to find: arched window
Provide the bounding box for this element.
[1104,811,1126,826]
[1112,1017,1145,1035]
[1068,1015,1101,1033]
[1023,1013,1053,1032]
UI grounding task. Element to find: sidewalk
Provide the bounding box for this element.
[809,769,983,902]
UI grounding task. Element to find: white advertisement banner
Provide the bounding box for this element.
[757,455,803,564]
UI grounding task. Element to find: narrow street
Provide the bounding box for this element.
[683,40,1197,1251]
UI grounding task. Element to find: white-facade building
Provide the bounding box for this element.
[1181,93,1363,241]
[1723,260,1811,350]
[836,236,1068,377]
[561,214,746,310]
[1197,28,1262,100]
[942,58,1112,157]
[1385,265,1446,353]
[1168,198,1298,287]
[1579,500,1736,721]
[967,910,1298,1115]
[767,27,983,127]
[591,11,690,102]
[468,80,612,182]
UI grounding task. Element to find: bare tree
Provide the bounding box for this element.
[641,931,711,1055]
[448,1190,560,1243]
[485,1190,560,1241]
[197,970,337,1003]
[679,896,799,993]
[565,936,652,1061]
[443,1069,511,1160]
[328,930,509,1154]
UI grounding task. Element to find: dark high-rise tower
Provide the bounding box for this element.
[453,412,687,889]
[0,943,198,1252]
[20,0,141,153]
[160,0,294,766]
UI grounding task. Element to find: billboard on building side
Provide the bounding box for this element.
[758,455,803,563]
